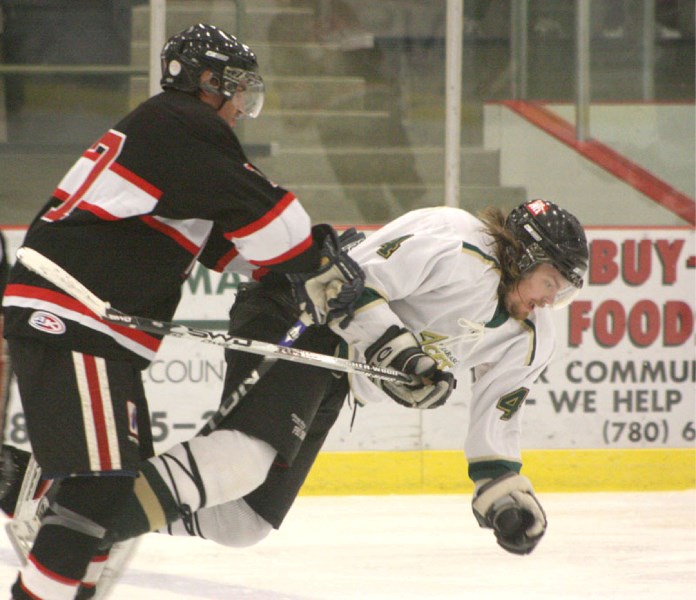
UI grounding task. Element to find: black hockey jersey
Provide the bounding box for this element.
[2,90,319,368]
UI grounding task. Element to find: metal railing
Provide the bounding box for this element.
[507,0,659,142]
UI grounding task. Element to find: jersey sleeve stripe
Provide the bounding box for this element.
[139,216,211,255]
[248,233,313,267]
[78,202,121,221]
[225,191,298,239]
[109,161,163,200]
[53,188,70,202]
[251,267,270,281]
[227,196,313,265]
[209,248,269,280]
[213,246,240,271]
[461,242,498,266]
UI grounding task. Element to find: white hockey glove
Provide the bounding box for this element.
[472,472,547,555]
[288,225,365,328]
[364,325,455,409]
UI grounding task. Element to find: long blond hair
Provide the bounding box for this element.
[477,206,526,303]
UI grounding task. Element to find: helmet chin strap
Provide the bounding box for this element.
[215,95,228,112]
[200,78,228,111]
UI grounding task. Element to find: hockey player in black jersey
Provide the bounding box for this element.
[2,24,363,600]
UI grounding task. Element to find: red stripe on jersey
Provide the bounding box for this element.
[140,215,200,255]
[27,553,81,585]
[78,201,121,221]
[81,355,112,470]
[90,554,109,564]
[225,192,297,239]
[109,161,163,200]
[252,267,270,281]
[18,577,44,600]
[5,283,160,352]
[249,233,313,266]
[214,246,240,271]
[53,188,70,202]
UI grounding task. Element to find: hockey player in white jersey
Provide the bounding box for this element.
[336,199,588,555]
[67,198,586,568]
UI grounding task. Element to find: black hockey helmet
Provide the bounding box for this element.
[506,199,588,305]
[160,23,264,118]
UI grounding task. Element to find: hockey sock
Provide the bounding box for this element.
[105,430,276,544]
[164,498,272,547]
[101,460,179,544]
[148,430,276,513]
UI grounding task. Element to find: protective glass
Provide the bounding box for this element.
[222,67,265,119]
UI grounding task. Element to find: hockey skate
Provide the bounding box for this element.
[5,454,45,564]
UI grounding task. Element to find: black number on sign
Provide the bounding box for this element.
[9,413,28,444]
[151,411,169,443]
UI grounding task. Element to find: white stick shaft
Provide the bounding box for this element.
[16,247,410,383]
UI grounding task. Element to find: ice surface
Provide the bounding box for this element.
[2,491,694,599]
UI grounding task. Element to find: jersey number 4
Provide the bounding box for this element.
[496,387,529,421]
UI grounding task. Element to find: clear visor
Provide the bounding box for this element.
[552,279,582,310]
[221,67,265,119]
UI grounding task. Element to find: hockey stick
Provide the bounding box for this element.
[16,247,410,384]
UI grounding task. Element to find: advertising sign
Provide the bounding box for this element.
[1,227,693,454]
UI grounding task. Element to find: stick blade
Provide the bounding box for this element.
[16,247,110,318]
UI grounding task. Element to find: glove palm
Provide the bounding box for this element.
[365,325,455,409]
[288,225,365,328]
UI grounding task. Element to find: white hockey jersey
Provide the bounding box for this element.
[336,207,556,481]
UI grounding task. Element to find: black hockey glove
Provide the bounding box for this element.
[472,472,547,555]
[364,325,455,409]
[288,225,365,328]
